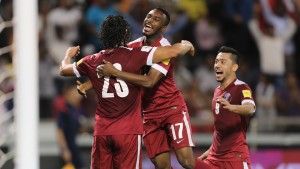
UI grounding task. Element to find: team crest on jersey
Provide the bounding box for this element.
[162,59,170,65]
[141,46,152,52]
[223,92,232,102]
[76,58,83,66]
[242,90,252,98]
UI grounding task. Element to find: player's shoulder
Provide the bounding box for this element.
[233,79,247,86]
[128,37,144,47]
[233,79,251,90]
[159,37,171,46]
[86,51,104,59]
[121,46,154,53]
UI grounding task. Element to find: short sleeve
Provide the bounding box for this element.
[151,59,171,76]
[240,84,255,106]
[74,55,94,77]
[130,46,157,66]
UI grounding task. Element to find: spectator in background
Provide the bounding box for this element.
[236,61,260,91]
[39,41,56,118]
[85,0,119,51]
[224,0,254,24]
[248,6,296,88]
[293,0,300,79]
[276,73,300,117]
[255,74,277,132]
[45,0,83,94]
[194,54,219,95]
[174,59,193,91]
[177,0,207,22]
[221,0,255,56]
[46,0,82,64]
[177,0,208,70]
[54,81,86,169]
[260,0,297,72]
[194,14,223,57]
[182,78,214,133]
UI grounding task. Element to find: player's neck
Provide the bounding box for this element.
[220,75,236,90]
[144,34,162,46]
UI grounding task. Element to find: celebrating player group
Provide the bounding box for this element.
[59,7,255,169]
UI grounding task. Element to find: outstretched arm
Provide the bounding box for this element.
[59,46,80,76]
[97,60,163,88]
[152,40,194,63]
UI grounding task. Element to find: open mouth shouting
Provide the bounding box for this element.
[143,23,153,32]
[215,70,223,79]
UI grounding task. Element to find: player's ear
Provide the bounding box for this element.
[232,63,238,72]
[161,25,167,33]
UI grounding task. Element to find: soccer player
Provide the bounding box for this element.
[79,8,196,169]
[195,46,255,169]
[59,15,194,169]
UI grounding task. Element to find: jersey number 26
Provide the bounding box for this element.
[100,63,129,98]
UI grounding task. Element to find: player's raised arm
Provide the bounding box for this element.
[59,46,80,76]
[152,40,195,63]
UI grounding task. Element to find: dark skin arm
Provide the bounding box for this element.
[77,62,164,100]
[59,46,80,76]
[98,60,164,88]
[76,65,163,97]
[76,40,194,94]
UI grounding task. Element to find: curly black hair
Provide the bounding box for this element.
[98,15,131,49]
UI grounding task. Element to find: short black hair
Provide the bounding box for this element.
[98,15,131,49]
[154,7,170,26]
[218,46,240,65]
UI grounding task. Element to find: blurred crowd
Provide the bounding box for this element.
[1,0,300,135]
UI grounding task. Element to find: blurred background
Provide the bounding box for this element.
[1,0,300,168]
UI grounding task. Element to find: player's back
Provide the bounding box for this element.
[75,46,155,135]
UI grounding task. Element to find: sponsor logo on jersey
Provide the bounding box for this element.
[141,46,152,52]
[242,90,252,98]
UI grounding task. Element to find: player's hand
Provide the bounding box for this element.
[97,60,118,77]
[197,155,206,161]
[76,80,87,98]
[181,40,195,56]
[197,149,209,160]
[216,96,233,111]
[66,46,80,58]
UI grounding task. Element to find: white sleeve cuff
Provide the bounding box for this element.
[72,62,81,78]
[151,64,168,76]
[146,47,157,66]
[242,99,256,112]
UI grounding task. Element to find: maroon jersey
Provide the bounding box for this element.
[208,78,255,163]
[73,46,157,135]
[128,36,187,119]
